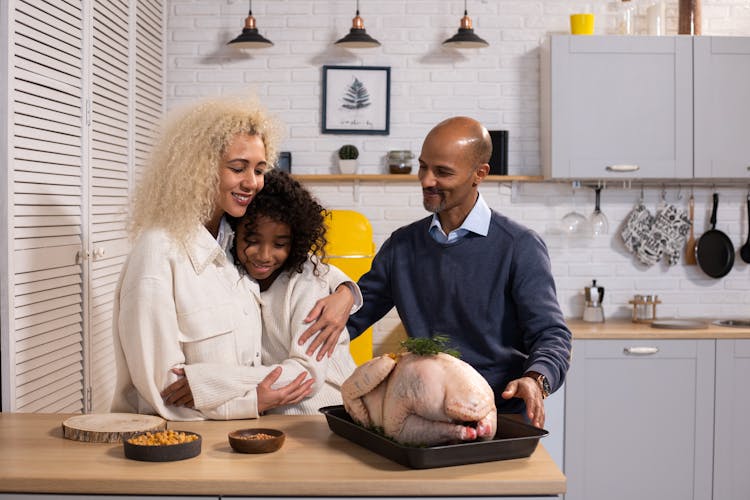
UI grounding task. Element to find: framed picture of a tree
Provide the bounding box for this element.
[322,65,390,135]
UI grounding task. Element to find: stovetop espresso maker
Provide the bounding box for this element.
[583,279,605,322]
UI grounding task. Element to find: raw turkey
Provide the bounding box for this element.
[341,352,497,446]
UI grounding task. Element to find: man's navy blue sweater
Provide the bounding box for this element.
[348,211,572,413]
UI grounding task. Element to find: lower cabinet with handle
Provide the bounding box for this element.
[713,339,750,500]
[564,339,715,500]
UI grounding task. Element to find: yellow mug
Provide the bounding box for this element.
[570,13,595,35]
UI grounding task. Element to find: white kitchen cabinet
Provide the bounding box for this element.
[713,339,750,500]
[564,339,715,500]
[541,35,694,180]
[694,37,750,179]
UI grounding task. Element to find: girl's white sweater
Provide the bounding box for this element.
[260,261,358,415]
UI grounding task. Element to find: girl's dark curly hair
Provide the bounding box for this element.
[230,170,328,276]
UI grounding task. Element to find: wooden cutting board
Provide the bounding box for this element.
[62,413,167,443]
[650,319,708,330]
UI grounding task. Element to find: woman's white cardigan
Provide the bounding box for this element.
[111,225,356,420]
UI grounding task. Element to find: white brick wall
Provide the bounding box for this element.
[167,0,750,354]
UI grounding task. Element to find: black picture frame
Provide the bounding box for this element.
[322,65,390,135]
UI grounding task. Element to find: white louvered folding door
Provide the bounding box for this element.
[1,0,163,413]
[134,0,163,185]
[87,0,164,413]
[86,0,132,413]
[8,0,87,413]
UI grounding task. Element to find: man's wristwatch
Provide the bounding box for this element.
[526,372,551,399]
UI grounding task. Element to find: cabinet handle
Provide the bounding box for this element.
[75,249,90,265]
[606,164,640,172]
[623,346,659,355]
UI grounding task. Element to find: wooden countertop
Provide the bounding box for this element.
[568,318,750,339]
[0,413,565,497]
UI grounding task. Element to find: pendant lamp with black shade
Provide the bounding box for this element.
[443,0,489,48]
[335,0,380,48]
[227,0,273,49]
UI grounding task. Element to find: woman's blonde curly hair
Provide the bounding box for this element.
[129,95,283,243]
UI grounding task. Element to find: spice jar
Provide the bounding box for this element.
[387,150,414,174]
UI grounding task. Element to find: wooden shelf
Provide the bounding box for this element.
[294,174,544,182]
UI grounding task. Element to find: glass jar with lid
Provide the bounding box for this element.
[387,150,414,174]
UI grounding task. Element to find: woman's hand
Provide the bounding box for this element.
[298,284,354,360]
[257,366,314,414]
[161,367,195,408]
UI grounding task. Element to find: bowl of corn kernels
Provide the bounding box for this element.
[228,428,285,454]
[123,429,201,462]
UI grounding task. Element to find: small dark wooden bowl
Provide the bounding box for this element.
[123,431,201,462]
[228,428,285,454]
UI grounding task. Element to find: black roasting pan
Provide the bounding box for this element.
[319,405,547,469]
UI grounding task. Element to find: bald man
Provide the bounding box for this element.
[346,117,572,427]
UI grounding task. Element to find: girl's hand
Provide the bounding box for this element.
[298,284,354,360]
[257,366,314,413]
[161,367,195,408]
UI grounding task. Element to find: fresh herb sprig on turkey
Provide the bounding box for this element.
[400,335,460,358]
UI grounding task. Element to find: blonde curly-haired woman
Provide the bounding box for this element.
[111,96,358,420]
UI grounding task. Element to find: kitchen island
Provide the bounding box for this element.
[0,412,565,498]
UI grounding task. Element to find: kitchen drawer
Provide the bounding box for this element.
[576,338,699,358]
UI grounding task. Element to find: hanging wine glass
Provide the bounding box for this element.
[561,183,592,238]
[590,186,609,236]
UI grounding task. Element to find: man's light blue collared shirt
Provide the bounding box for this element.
[428,194,491,243]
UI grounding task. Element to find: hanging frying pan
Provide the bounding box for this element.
[695,193,734,278]
[740,193,750,264]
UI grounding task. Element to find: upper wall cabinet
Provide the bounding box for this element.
[541,35,694,180]
[694,37,750,178]
[542,35,750,181]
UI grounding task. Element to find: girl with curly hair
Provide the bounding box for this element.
[112,95,357,420]
[231,170,357,414]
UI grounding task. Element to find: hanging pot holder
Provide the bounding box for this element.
[621,202,655,258]
[651,204,691,266]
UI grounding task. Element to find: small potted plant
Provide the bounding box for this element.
[338,144,359,174]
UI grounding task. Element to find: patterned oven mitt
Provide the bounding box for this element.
[621,202,655,261]
[637,217,665,266]
[651,204,691,266]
